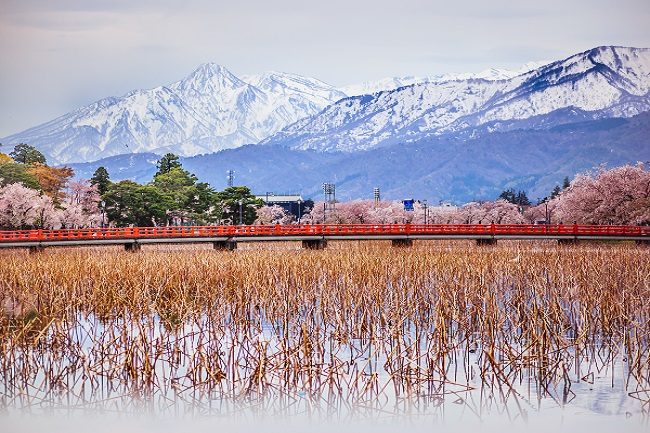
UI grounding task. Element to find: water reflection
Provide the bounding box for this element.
[0,312,647,427]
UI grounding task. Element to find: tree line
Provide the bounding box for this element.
[0,145,265,229]
[1,143,648,229]
[93,153,263,227]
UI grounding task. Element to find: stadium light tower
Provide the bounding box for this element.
[322,182,336,216]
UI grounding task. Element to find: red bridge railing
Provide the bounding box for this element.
[0,224,648,243]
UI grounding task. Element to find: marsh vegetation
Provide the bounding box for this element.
[0,242,648,424]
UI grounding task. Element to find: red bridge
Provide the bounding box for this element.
[1,224,648,252]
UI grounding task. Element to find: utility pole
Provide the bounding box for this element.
[423,199,428,224]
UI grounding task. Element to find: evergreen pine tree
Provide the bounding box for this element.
[90,166,111,196]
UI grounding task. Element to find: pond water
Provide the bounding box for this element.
[1,313,648,432]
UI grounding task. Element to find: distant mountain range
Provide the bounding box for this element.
[69,112,650,203]
[263,46,650,151]
[4,45,650,203]
[3,57,564,164]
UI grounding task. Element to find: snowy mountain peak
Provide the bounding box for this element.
[2,64,347,164]
[171,63,247,95]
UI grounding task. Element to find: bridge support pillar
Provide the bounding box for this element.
[302,239,327,250]
[124,242,141,252]
[29,245,45,254]
[391,239,413,248]
[558,238,578,245]
[213,241,237,251]
[476,238,497,246]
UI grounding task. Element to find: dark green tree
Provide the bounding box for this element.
[90,166,111,196]
[498,188,516,203]
[550,185,562,199]
[152,166,216,224]
[515,190,531,206]
[0,163,41,189]
[562,176,571,190]
[102,180,171,227]
[9,143,47,165]
[499,188,530,206]
[214,186,264,225]
[155,153,182,177]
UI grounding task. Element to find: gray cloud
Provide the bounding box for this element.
[1,0,649,137]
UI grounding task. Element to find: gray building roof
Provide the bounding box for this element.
[256,193,304,203]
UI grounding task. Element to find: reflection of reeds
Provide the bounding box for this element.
[0,241,648,419]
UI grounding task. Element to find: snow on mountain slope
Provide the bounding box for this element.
[2,64,346,164]
[265,46,650,152]
[339,61,550,96]
[4,46,647,164]
[4,87,218,164]
[242,71,346,105]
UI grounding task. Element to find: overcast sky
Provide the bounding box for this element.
[1,0,649,137]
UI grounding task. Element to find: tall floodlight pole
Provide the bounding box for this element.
[322,182,336,219]
[373,187,380,207]
[227,170,235,187]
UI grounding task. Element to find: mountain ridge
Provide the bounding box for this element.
[2,52,600,164]
[2,64,348,164]
[262,46,650,152]
[67,111,650,204]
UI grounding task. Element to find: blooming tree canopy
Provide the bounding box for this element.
[526,164,650,225]
[254,205,295,225]
[0,183,61,229]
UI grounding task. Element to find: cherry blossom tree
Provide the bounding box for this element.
[449,200,525,224]
[523,164,650,225]
[254,205,295,225]
[302,200,415,224]
[550,163,650,225]
[59,181,101,228]
[0,183,62,229]
[427,205,459,224]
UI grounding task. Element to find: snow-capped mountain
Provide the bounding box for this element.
[3,46,648,165]
[2,64,347,164]
[265,46,650,152]
[339,61,550,96]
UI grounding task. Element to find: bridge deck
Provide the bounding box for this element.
[0,224,648,249]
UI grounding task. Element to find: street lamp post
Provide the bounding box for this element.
[100,200,106,228]
[297,198,303,223]
[238,199,243,225]
[537,197,549,224]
